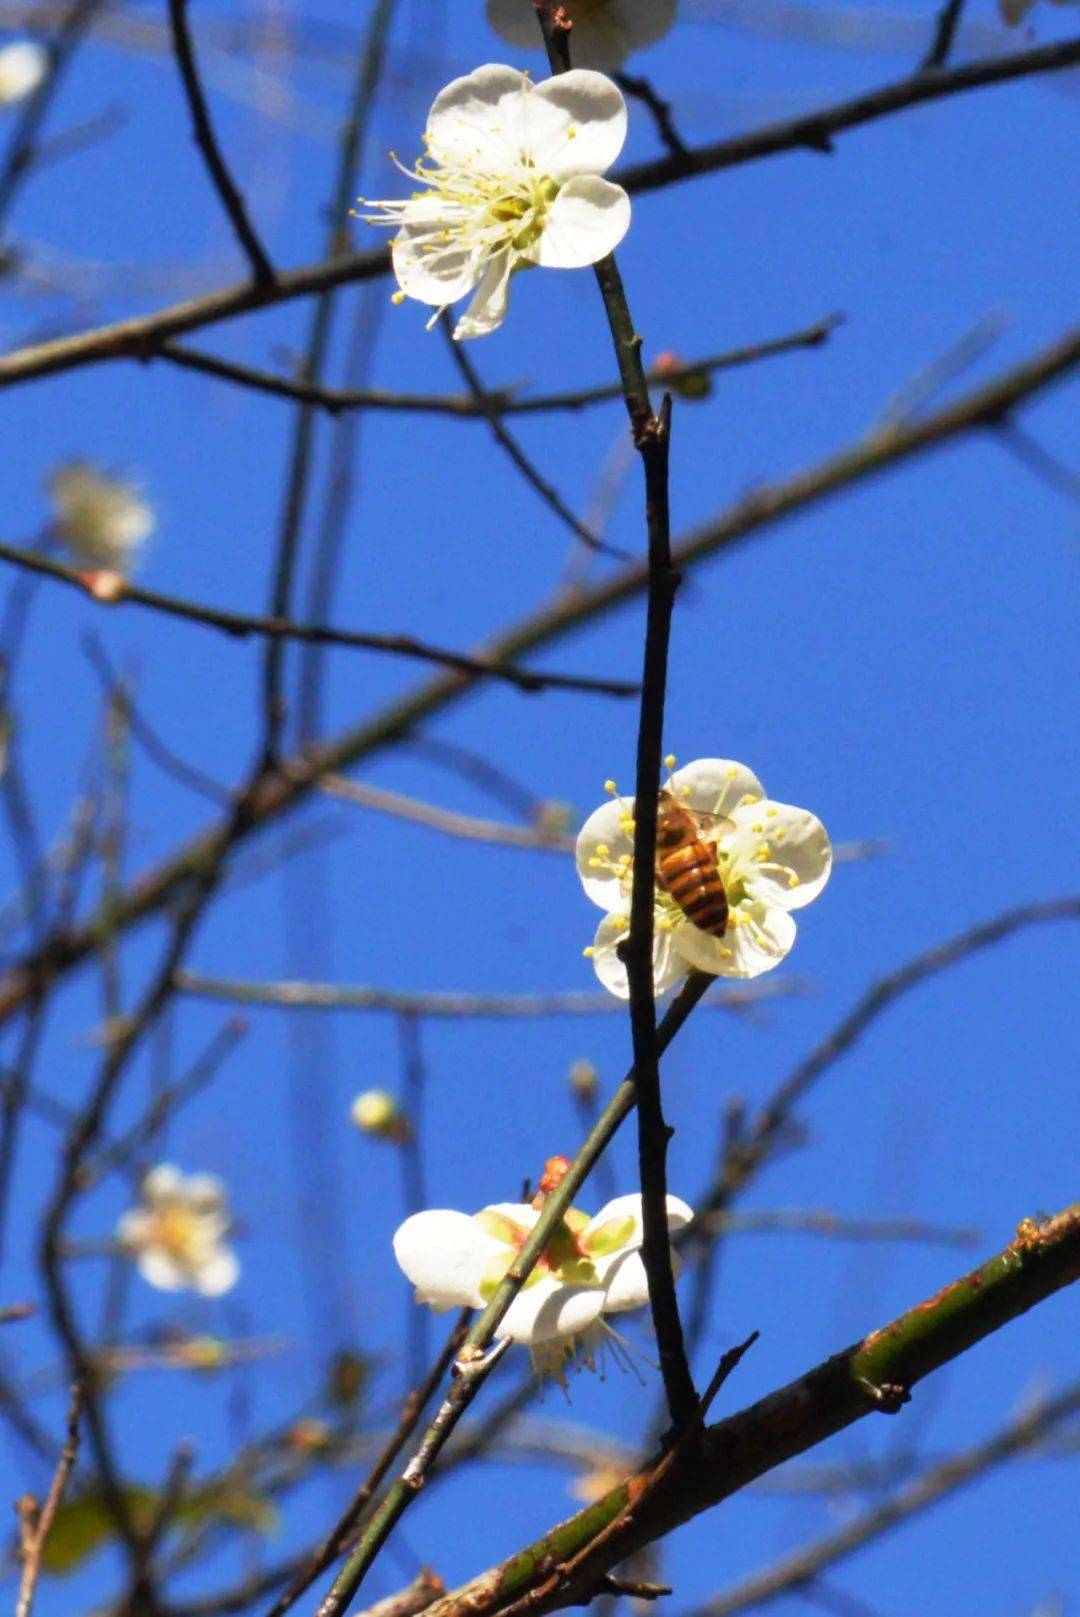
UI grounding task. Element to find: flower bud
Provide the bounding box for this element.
[351,1089,412,1143]
[568,1060,598,1101]
[653,351,713,402]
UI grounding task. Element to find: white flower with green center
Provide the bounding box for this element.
[359,64,631,340]
[0,41,48,106]
[486,0,676,71]
[393,1189,692,1384]
[576,757,832,996]
[48,461,154,574]
[117,1165,239,1297]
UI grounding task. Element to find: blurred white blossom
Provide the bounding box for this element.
[577,758,831,995]
[118,1165,239,1297]
[48,461,154,574]
[360,64,630,339]
[486,0,676,70]
[0,40,48,106]
[393,1169,691,1386]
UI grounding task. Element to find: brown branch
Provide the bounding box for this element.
[0,538,637,698]
[921,0,970,72]
[14,1382,82,1617]
[615,37,1080,197]
[157,316,839,419]
[696,895,1080,1228]
[414,1203,1080,1617]
[263,1313,469,1617]
[175,971,799,1019]
[0,329,1074,1033]
[684,1378,1080,1617]
[437,314,623,558]
[2,40,1076,393]
[165,0,274,283]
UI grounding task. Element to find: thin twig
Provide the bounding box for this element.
[693,895,1080,1234]
[614,72,687,158]
[437,314,624,558]
[175,970,799,1019]
[0,540,638,698]
[0,0,103,231]
[14,1382,82,1617]
[535,0,697,1430]
[166,0,274,282]
[413,1205,1080,1617]
[1,329,1075,1032]
[921,0,969,72]
[262,1312,469,1617]
[3,40,1078,393]
[684,1379,1080,1617]
[157,315,839,418]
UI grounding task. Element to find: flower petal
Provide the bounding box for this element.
[531,175,630,268]
[486,0,675,70]
[425,64,530,169]
[138,1250,187,1293]
[142,1164,183,1208]
[195,1247,240,1297]
[589,913,685,1000]
[523,70,627,181]
[393,1210,500,1309]
[500,1276,605,1344]
[575,797,634,911]
[673,903,795,980]
[587,1192,693,1247]
[391,206,482,309]
[669,759,766,821]
[117,1210,151,1249]
[453,248,514,339]
[598,1250,651,1312]
[183,1174,228,1216]
[728,800,832,911]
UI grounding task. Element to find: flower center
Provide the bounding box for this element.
[152,1206,199,1262]
[362,155,561,262]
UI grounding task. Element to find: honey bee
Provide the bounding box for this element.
[655,789,732,936]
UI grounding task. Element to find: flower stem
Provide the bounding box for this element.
[538,0,697,1430]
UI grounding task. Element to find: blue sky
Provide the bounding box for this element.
[1,1,1078,1614]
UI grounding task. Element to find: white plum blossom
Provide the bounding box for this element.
[48,461,154,574]
[577,757,831,996]
[359,64,631,339]
[393,1164,692,1385]
[0,40,48,106]
[118,1165,239,1297]
[487,0,676,70]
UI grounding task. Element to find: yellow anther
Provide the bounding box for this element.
[720,947,734,959]
[788,873,799,888]
[767,808,778,818]
[588,858,605,868]
[752,823,763,834]
[664,753,676,770]
[604,779,617,795]
[595,843,609,857]
[775,829,786,842]
[583,946,596,958]
[391,290,405,305]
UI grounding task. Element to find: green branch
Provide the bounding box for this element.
[419,1201,1080,1617]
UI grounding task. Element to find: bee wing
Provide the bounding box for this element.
[695,811,735,847]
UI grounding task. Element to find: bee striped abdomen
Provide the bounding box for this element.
[655,792,729,937]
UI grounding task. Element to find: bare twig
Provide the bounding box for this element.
[694,896,1080,1231]
[158,315,839,419]
[14,1382,82,1617]
[2,40,1078,393]
[263,1313,469,1617]
[175,971,800,1019]
[0,540,638,698]
[1,329,1075,1032]
[438,314,624,557]
[614,72,687,158]
[921,0,969,72]
[166,0,274,282]
[683,1379,1080,1617]
[414,1204,1080,1617]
